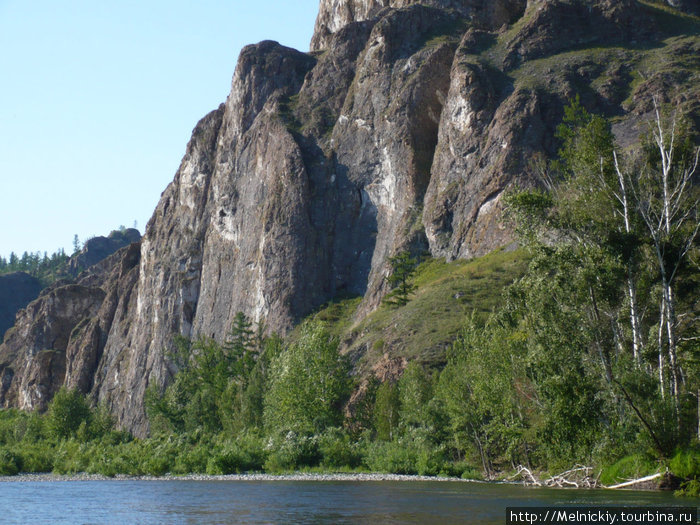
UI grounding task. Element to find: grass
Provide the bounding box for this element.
[305,248,529,374]
[599,453,661,486]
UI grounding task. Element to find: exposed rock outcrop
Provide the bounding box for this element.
[0,272,42,340]
[0,0,697,436]
[68,228,141,277]
[0,243,141,412]
[310,0,527,51]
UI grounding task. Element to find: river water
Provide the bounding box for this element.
[0,479,696,524]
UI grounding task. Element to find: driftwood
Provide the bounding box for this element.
[605,471,663,489]
[510,465,600,488]
[510,465,666,490]
[509,465,542,486]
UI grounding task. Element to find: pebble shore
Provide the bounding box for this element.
[0,472,484,483]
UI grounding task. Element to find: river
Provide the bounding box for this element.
[0,479,696,524]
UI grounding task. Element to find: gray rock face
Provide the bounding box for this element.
[0,243,141,412]
[0,0,697,436]
[68,229,141,277]
[0,283,106,410]
[0,272,42,340]
[310,0,527,51]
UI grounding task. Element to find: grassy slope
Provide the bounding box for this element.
[303,248,529,375]
[481,0,699,118]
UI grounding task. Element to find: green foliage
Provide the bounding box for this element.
[318,428,362,469]
[0,247,70,286]
[384,252,418,307]
[205,433,267,474]
[373,382,400,441]
[436,315,533,475]
[599,454,659,486]
[146,312,269,436]
[398,362,433,430]
[364,430,448,476]
[264,322,350,435]
[0,448,21,475]
[669,446,700,480]
[263,431,321,472]
[45,388,92,440]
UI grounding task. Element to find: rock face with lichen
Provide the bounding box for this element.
[1,0,697,436]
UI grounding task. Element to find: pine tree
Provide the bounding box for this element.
[383,251,418,307]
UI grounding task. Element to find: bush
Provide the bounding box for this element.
[52,440,90,474]
[0,448,20,475]
[676,479,700,498]
[364,432,448,476]
[364,440,417,474]
[263,432,320,472]
[669,447,700,480]
[173,443,210,474]
[45,388,91,440]
[206,434,267,474]
[444,460,483,480]
[207,443,266,474]
[319,428,362,469]
[599,454,659,485]
[16,443,54,473]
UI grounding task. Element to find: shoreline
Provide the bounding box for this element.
[0,472,667,491]
[0,472,489,483]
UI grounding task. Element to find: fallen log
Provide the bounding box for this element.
[606,472,663,489]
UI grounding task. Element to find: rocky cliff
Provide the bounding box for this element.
[0,229,140,343]
[0,273,42,341]
[1,0,697,436]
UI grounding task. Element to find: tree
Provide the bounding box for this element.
[373,381,400,441]
[505,97,699,455]
[398,362,433,430]
[384,251,418,307]
[634,100,699,408]
[46,388,92,440]
[264,322,350,434]
[72,235,81,255]
[223,312,255,377]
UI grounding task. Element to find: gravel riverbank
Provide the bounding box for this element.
[0,472,485,483]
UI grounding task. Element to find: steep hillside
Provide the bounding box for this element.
[0,0,697,436]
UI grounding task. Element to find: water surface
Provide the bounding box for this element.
[0,480,696,524]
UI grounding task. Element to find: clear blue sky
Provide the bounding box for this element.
[0,0,318,259]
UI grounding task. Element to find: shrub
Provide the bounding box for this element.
[364,432,448,476]
[364,440,417,474]
[16,443,54,473]
[52,440,90,474]
[0,448,20,475]
[263,432,320,472]
[206,438,266,475]
[669,447,700,480]
[599,454,659,485]
[676,479,700,498]
[445,460,483,480]
[45,388,91,440]
[319,428,362,469]
[173,443,210,475]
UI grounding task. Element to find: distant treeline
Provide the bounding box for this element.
[0,249,71,286]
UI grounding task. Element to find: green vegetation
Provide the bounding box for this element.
[0,248,70,286]
[383,251,418,307]
[0,228,140,286]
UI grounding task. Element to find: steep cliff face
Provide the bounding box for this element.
[0,0,697,435]
[0,273,42,340]
[310,0,527,51]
